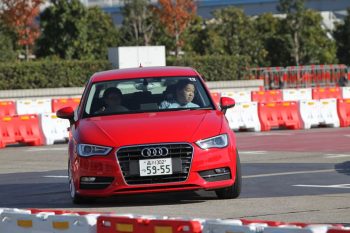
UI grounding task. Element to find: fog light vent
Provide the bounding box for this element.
[199,167,231,182]
[80,176,114,189]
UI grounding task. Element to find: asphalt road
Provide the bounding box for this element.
[0,127,349,225]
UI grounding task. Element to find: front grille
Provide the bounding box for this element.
[116,143,193,185]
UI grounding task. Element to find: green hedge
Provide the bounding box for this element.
[167,55,251,81]
[0,56,250,90]
[0,60,111,90]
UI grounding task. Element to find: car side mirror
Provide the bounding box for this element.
[56,106,75,124]
[220,97,235,114]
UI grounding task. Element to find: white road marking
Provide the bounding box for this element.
[27,148,66,152]
[345,135,350,137]
[325,154,350,159]
[243,169,336,179]
[240,151,267,155]
[251,132,292,136]
[293,184,350,189]
[43,176,68,178]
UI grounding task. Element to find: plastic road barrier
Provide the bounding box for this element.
[251,90,283,103]
[312,87,342,100]
[202,219,263,233]
[337,99,350,127]
[0,209,99,233]
[40,113,70,145]
[0,100,16,117]
[52,97,81,113]
[240,219,284,227]
[328,229,350,233]
[210,91,221,106]
[221,90,251,103]
[225,102,261,131]
[0,114,44,148]
[16,98,52,115]
[282,88,312,101]
[342,87,350,99]
[258,101,302,131]
[97,216,203,233]
[299,99,340,129]
[0,210,53,233]
[263,225,332,233]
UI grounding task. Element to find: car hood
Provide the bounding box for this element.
[76,110,223,147]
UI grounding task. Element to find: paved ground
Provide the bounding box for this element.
[0,128,349,225]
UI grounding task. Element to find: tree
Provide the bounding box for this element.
[277,0,336,65]
[36,0,119,60]
[0,20,17,61]
[120,0,155,46]
[254,13,287,66]
[334,8,350,64]
[36,0,89,59]
[209,7,267,65]
[0,0,42,60]
[86,7,120,59]
[153,0,197,57]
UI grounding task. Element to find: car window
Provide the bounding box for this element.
[83,76,214,117]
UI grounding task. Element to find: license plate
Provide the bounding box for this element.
[139,158,173,176]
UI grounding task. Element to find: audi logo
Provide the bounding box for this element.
[141,147,169,157]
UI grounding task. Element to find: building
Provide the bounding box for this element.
[79,0,350,25]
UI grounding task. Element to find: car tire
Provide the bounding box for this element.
[68,161,95,204]
[215,150,242,199]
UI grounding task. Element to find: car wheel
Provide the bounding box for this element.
[68,161,94,204]
[215,150,242,199]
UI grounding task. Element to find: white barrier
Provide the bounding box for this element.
[16,98,52,115]
[0,209,99,233]
[342,87,350,99]
[0,211,53,233]
[40,113,70,145]
[263,224,331,233]
[203,219,267,233]
[226,102,261,131]
[283,88,312,101]
[0,208,347,233]
[299,99,340,129]
[221,90,251,103]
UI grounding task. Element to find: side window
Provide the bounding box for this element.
[85,85,96,114]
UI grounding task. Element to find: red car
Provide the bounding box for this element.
[57,66,241,204]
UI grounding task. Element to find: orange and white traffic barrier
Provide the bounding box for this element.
[312,87,342,100]
[342,87,350,99]
[52,97,80,113]
[337,99,350,127]
[97,215,203,233]
[258,101,302,131]
[282,88,312,101]
[0,100,16,117]
[299,99,340,129]
[0,209,99,233]
[40,113,70,145]
[226,102,261,131]
[0,114,44,148]
[222,90,251,103]
[16,98,52,115]
[251,90,283,103]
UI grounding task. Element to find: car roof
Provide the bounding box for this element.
[90,66,199,83]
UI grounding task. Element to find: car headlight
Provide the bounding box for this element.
[196,134,228,149]
[77,144,112,157]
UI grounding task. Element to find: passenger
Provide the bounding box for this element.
[95,87,128,114]
[159,80,199,109]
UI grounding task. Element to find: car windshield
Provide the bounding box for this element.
[83,76,215,117]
